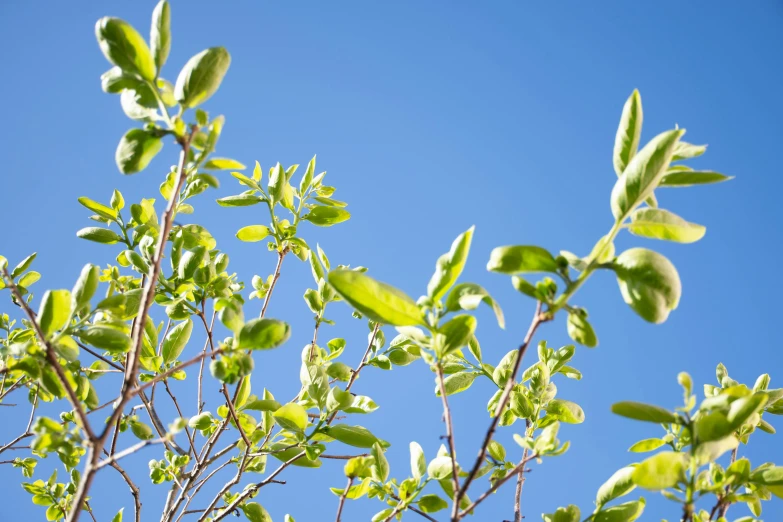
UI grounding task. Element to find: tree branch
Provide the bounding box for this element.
[435,364,460,521]
[334,477,354,522]
[458,453,538,518]
[454,302,548,519]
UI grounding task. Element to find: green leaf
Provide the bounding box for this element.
[659,170,733,187]
[672,141,706,160]
[77,227,123,244]
[750,466,783,486]
[427,226,474,301]
[304,206,351,227]
[236,225,271,242]
[418,494,448,514]
[486,245,558,274]
[435,314,477,357]
[237,318,291,350]
[628,208,705,243]
[174,47,231,108]
[38,290,72,339]
[592,499,645,522]
[328,269,424,326]
[111,508,123,522]
[371,442,389,481]
[326,425,382,448]
[610,129,684,220]
[437,372,477,396]
[632,452,686,490]
[216,193,263,207]
[613,89,643,177]
[566,310,597,347]
[95,17,155,81]
[72,264,100,310]
[188,412,213,431]
[444,283,505,328]
[410,441,426,480]
[78,196,117,220]
[596,466,636,509]
[77,326,131,354]
[613,248,681,324]
[542,505,580,522]
[628,438,666,453]
[546,399,585,424]
[150,1,171,72]
[427,456,453,480]
[269,444,320,468]
[204,158,246,170]
[273,403,308,432]
[611,401,679,424]
[161,319,193,364]
[116,129,163,174]
[178,246,204,280]
[241,503,272,522]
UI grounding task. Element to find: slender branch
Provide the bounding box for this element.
[196,308,215,414]
[68,131,194,522]
[716,446,739,519]
[454,302,548,518]
[513,420,531,522]
[458,453,538,518]
[105,458,142,522]
[97,438,166,470]
[1,267,95,441]
[435,364,460,521]
[207,450,306,522]
[131,346,225,398]
[0,384,38,455]
[334,477,354,522]
[260,249,287,319]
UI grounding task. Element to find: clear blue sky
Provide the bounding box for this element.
[1,1,781,520]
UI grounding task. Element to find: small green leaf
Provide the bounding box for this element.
[410,442,426,480]
[486,245,558,274]
[78,197,117,220]
[204,158,245,170]
[304,206,351,227]
[273,403,308,432]
[628,438,666,453]
[566,310,597,347]
[236,225,271,242]
[592,499,645,522]
[632,452,686,490]
[328,269,424,326]
[240,503,272,522]
[72,264,100,310]
[596,466,636,509]
[613,89,643,177]
[444,283,504,328]
[150,1,171,72]
[611,401,679,424]
[95,17,155,81]
[38,290,72,339]
[77,326,131,354]
[115,129,163,174]
[437,372,477,396]
[427,226,473,301]
[610,129,684,220]
[546,399,585,424]
[542,505,580,522]
[161,319,193,364]
[77,227,123,244]
[371,442,389,481]
[418,494,448,514]
[628,208,706,243]
[613,248,681,324]
[237,318,291,350]
[659,170,732,187]
[435,314,477,357]
[174,47,231,108]
[326,425,382,448]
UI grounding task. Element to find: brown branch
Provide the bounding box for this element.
[454,302,548,518]
[0,384,38,456]
[458,453,538,518]
[716,446,739,519]
[435,364,460,520]
[335,477,354,522]
[67,131,195,522]
[513,420,531,522]
[96,437,166,471]
[260,249,287,319]
[196,308,215,414]
[106,458,142,522]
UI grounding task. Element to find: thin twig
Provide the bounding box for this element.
[96,437,165,470]
[335,477,354,522]
[0,384,38,456]
[435,364,460,520]
[458,453,538,518]
[455,302,548,518]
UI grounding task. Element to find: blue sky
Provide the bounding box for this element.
[1,1,782,521]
